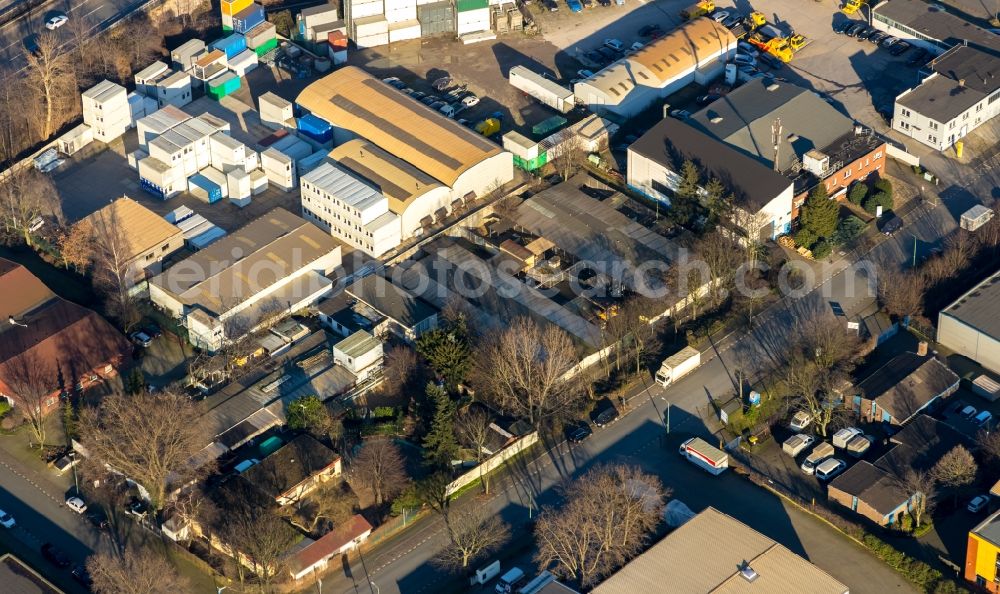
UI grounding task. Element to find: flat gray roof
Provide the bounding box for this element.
[874,0,1000,53]
[931,45,1000,95]
[896,73,986,122]
[941,267,1000,341]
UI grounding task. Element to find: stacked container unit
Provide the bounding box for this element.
[233,3,266,33]
[128,149,147,170]
[138,156,184,199]
[245,21,278,56]
[221,0,253,31]
[385,0,416,24]
[270,134,312,162]
[155,71,194,108]
[211,34,248,60]
[228,169,252,206]
[353,15,389,47]
[389,19,421,42]
[171,39,206,71]
[456,0,490,35]
[417,1,455,37]
[58,124,94,156]
[209,132,248,173]
[134,61,169,97]
[259,92,294,129]
[250,169,269,195]
[171,121,214,173]
[193,50,228,81]
[296,114,333,144]
[229,50,259,77]
[81,80,131,143]
[135,105,190,151]
[188,173,224,203]
[200,167,230,199]
[297,4,340,41]
[261,147,297,191]
[328,31,349,64]
[207,72,241,100]
[127,92,154,125]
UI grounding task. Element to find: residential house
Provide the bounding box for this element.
[893,46,1000,151]
[966,509,1000,591]
[937,266,1000,374]
[851,351,959,425]
[74,196,185,282]
[829,415,965,526]
[286,514,373,581]
[689,78,887,222]
[591,507,849,593]
[243,434,342,506]
[345,274,439,342]
[149,208,343,351]
[0,258,129,414]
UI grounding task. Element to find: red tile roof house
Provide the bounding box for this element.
[0,258,129,419]
[287,514,373,581]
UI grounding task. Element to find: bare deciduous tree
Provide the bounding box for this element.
[932,445,977,505]
[694,235,743,309]
[2,347,56,447]
[383,345,418,391]
[76,205,141,330]
[896,469,935,529]
[435,507,510,571]
[24,32,76,141]
[0,169,61,246]
[878,266,925,320]
[534,465,666,588]
[476,317,580,430]
[456,405,495,493]
[79,390,207,510]
[87,546,188,594]
[350,437,408,507]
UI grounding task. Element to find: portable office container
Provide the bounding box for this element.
[193,50,227,80]
[298,4,339,40]
[134,61,169,97]
[233,3,265,33]
[138,156,183,199]
[207,72,241,100]
[228,49,259,77]
[170,39,206,71]
[244,150,259,172]
[296,114,333,143]
[270,135,312,161]
[58,124,94,156]
[245,21,277,49]
[200,167,230,199]
[211,34,248,59]
[156,71,193,108]
[227,168,252,198]
[221,0,253,16]
[355,32,389,48]
[385,3,417,24]
[261,147,297,191]
[456,6,490,35]
[128,149,147,170]
[223,12,234,31]
[254,38,279,56]
[389,20,421,41]
[354,15,389,36]
[296,151,327,175]
[249,168,269,195]
[348,0,385,19]
[210,132,247,172]
[188,173,223,203]
[127,92,150,124]
[330,47,348,64]
[135,105,190,150]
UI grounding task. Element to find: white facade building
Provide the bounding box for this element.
[82,80,131,143]
[333,330,384,382]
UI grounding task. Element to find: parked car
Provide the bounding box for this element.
[815,458,847,481]
[566,421,593,443]
[846,22,867,37]
[141,323,162,339]
[71,565,93,587]
[758,54,783,70]
[0,509,14,528]
[669,109,691,119]
[961,405,978,419]
[129,331,152,347]
[790,411,812,431]
[889,41,911,56]
[42,544,71,568]
[697,93,721,105]
[975,410,993,427]
[432,76,452,90]
[968,495,991,513]
[630,41,645,52]
[566,0,583,12]
[592,405,620,427]
[869,32,889,45]
[420,95,437,106]
[44,13,68,30]
[604,38,625,51]
[546,0,559,11]
[834,20,855,34]
[597,0,611,6]
[711,10,730,22]
[65,496,87,514]
[87,511,109,531]
[577,69,595,78]
[880,213,903,236]
[856,26,876,40]
[907,47,930,65]
[461,95,479,107]
[584,50,606,66]
[582,0,594,7]
[737,41,760,58]
[638,24,662,37]
[880,35,899,47]
[597,47,619,61]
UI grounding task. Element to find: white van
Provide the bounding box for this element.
[496,567,525,594]
[815,458,847,481]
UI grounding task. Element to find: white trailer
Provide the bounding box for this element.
[508,66,575,113]
[679,437,728,475]
[961,205,994,232]
[655,346,701,387]
[832,427,862,449]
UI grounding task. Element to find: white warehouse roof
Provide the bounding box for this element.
[302,161,386,214]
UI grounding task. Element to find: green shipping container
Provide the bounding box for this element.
[207,72,241,100]
[222,25,233,32]
[514,151,548,171]
[253,37,278,57]
[456,0,488,10]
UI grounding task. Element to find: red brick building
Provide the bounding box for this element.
[791,141,887,220]
[0,258,129,415]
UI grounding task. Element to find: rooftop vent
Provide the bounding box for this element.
[766,83,780,92]
[710,116,724,123]
[739,562,759,583]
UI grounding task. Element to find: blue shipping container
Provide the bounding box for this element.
[189,174,223,203]
[297,114,333,143]
[211,34,248,59]
[139,178,167,200]
[233,4,265,34]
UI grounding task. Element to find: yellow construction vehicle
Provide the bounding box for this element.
[842,0,864,14]
[789,33,806,51]
[680,0,714,20]
[729,11,766,39]
[747,27,794,62]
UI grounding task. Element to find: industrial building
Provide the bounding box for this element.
[149,208,344,351]
[573,18,736,118]
[689,79,887,220]
[628,117,795,240]
[871,0,1000,56]
[296,67,513,210]
[967,509,1000,591]
[508,66,575,113]
[938,267,1000,374]
[893,45,1000,151]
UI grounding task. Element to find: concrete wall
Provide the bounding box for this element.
[446,431,538,496]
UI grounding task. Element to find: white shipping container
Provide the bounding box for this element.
[384,0,417,10]
[349,0,385,20]
[59,124,94,156]
[228,49,259,77]
[244,150,260,172]
[354,15,389,35]
[385,5,417,23]
[138,156,183,189]
[355,32,389,48]
[230,195,252,208]
[156,71,194,108]
[259,92,294,129]
[210,132,248,173]
[128,92,149,124]
[134,61,170,96]
[270,136,313,162]
[416,0,439,5]
[227,168,252,199]
[127,149,148,170]
[388,20,421,41]
[260,147,293,172]
[200,167,230,199]
[456,8,490,35]
[249,168,269,195]
[136,106,190,150]
[330,48,348,64]
[148,135,184,166]
[171,39,206,70]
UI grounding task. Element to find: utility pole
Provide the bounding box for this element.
[912,235,917,268]
[771,118,783,172]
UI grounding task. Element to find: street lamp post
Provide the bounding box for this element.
[369,582,380,594]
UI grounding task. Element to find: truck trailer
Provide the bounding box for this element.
[655,346,701,387]
[508,66,575,113]
[679,437,728,475]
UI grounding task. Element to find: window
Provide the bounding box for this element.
[162,243,169,251]
[929,122,938,130]
[875,151,882,159]
[928,135,937,144]
[901,108,911,117]
[976,103,983,113]
[843,169,852,179]
[949,121,955,129]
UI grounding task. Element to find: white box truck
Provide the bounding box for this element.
[655,346,701,387]
[679,437,728,475]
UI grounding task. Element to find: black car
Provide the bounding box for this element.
[906,47,929,66]
[87,511,109,531]
[42,543,71,568]
[889,41,911,56]
[856,26,875,40]
[834,20,854,34]
[565,421,593,443]
[845,22,866,37]
[869,32,888,45]
[592,405,620,427]
[758,54,783,70]
[596,47,619,61]
[880,214,903,236]
[142,323,162,339]
[72,565,93,587]
[697,93,721,105]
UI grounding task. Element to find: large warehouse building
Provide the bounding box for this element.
[296,66,513,204]
[573,18,736,118]
[937,268,1000,374]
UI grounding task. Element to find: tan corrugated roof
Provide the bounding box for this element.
[592,507,848,594]
[77,197,182,263]
[628,17,736,84]
[328,139,444,214]
[297,66,503,187]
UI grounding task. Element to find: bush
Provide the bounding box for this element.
[0,401,10,419]
[794,228,817,248]
[874,177,893,197]
[811,239,832,259]
[833,215,867,245]
[848,183,868,205]
[863,192,893,215]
